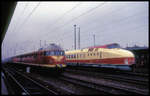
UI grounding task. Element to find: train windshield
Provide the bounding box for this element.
[46,51,64,56]
[107,44,121,49]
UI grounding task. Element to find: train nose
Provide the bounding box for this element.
[118,49,135,65]
[51,56,64,62]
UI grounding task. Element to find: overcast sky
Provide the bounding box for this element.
[2,1,149,59]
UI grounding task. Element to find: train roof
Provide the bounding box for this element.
[87,43,121,49]
[12,43,63,58]
[65,43,122,54]
[39,43,63,51]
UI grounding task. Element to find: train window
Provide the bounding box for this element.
[46,52,48,56]
[50,51,52,55]
[46,51,52,56]
[54,51,57,55]
[61,51,64,55]
[77,54,78,58]
[51,51,54,55]
[80,54,82,57]
[100,52,102,58]
[95,48,98,51]
[83,54,85,58]
[97,53,99,56]
[93,53,95,56]
[60,51,62,55]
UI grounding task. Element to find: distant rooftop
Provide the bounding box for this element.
[84,43,121,49]
[125,45,148,50]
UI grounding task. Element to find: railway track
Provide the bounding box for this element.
[61,72,149,95]
[6,65,103,95]
[2,67,58,95]
[22,66,148,95]
[2,64,149,95]
[23,71,107,95]
[59,75,128,95]
[64,68,148,87]
[66,66,148,82]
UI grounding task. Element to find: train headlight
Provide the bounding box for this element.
[124,59,128,65]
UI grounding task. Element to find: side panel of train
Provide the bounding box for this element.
[65,48,135,70]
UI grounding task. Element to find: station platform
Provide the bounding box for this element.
[1,72,8,95]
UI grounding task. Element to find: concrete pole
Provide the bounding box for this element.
[74,25,76,50]
[93,34,95,46]
[78,27,80,49]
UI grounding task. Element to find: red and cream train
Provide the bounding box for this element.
[4,44,66,70]
[65,43,135,70]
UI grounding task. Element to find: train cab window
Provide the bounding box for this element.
[54,51,57,55]
[90,53,92,56]
[52,51,55,55]
[60,51,64,55]
[46,51,51,56]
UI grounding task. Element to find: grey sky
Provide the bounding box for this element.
[2,1,149,59]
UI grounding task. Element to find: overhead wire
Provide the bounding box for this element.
[81,24,147,46]
[59,10,147,49]
[31,2,82,43]
[59,3,141,41]
[79,11,147,41]
[11,2,41,55]
[72,8,148,42]
[12,3,29,34]
[43,2,82,31]
[16,2,41,32]
[42,2,106,39]
[59,4,125,41]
